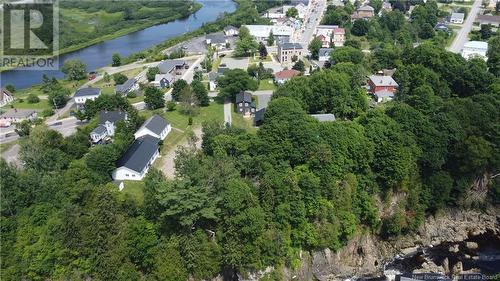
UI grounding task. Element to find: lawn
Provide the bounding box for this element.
[258,79,277,91]
[120,180,145,205]
[231,104,257,133]
[249,55,272,63]
[9,100,52,111]
[164,102,224,130]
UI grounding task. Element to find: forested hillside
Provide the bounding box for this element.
[1,39,498,280]
[58,0,199,52]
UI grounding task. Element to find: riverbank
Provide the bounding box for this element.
[0,3,202,73]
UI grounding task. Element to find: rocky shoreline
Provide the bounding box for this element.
[236,206,500,281]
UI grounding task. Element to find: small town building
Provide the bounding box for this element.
[115,78,138,96]
[450,12,465,24]
[0,109,37,123]
[152,74,174,88]
[368,75,398,93]
[208,72,220,91]
[319,48,333,62]
[206,34,228,50]
[0,88,15,107]
[217,63,229,75]
[134,114,171,141]
[381,2,392,13]
[112,135,160,181]
[277,42,304,63]
[461,41,488,60]
[254,108,266,126]
[158,59,188,74]
[235,92,256,117]
[90,111,128,143]
[310,114,336,122]
[244,25,294,42]
[475,15,500,27]
[351,5,375,20]
[224,25,239,36]
[74,87,101,107]
[315,25,345,47]
[373,89,395,103]
[274,69,301,84]
[434,22,450,33]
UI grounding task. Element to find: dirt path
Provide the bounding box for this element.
[159,126,203,178]
[1,144,21,167]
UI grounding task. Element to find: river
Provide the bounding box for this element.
[0,0,237,90]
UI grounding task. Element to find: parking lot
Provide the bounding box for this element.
[221,57,249,70]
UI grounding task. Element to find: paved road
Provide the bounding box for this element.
[249,90,273,109]
[224,100,232,126]
[298,0,327,45]
[0,117,81,144]
[448,0,482,53]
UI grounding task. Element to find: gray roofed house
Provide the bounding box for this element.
[374,89,395,103]
[206,34,227,45]
[236,91,252,104]
[476,14,500,27]
[152,73,175,88]
[134,114,171,140]
[115,78,138,95]
[310,114,336,122]
[450,12,465,24]
[91,124,107,135]
[115,135,160,174]
[208,72,220,91]
[74,87,101,98]
[0,109,38,123]
[224,25,239,36]
[158,59,188,74]
[99,111,127,124]
[368,75,398,87]
[319,48,333,61]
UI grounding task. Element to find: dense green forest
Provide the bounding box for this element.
[57,0,199,52]
[1,0,500,278]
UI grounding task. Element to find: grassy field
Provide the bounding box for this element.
[164,102,224,130]
[120,180,145,205]
[258,79,277,91]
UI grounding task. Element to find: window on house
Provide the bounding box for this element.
[239,108,243,112]
[132,174,135,177]
[126,174,129,177]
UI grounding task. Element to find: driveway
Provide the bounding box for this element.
[224,100,232,126]
[250,90,273,110]
[159,126,203,178]
[448,0,482,53]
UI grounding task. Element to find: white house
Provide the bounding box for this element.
[208,72,219,91]
[224,25,239,36]
[244,25,294,42]
[0,88,14,107]
[112,135,160,181]
[115,78,139,96]
[315,25,346,47]
[462,41,488,60]
[0,109,37,123]
[134,114,171,140]
[206,34,228,50]
[450,12,465,24]
[90,111,128,143]
[74,87,101,107]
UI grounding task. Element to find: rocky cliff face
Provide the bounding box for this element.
[281,206,500,281]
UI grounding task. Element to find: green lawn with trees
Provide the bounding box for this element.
[2,0,499,280]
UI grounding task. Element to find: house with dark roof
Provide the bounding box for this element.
[0,88,14,107]
[434,22,450,33]
[115,78,138,96]
[450,12,464,24]
[206,34,228,50]
[235,92,256,117]
[0,109,37,123]
[277,42,304,63]
[158,60,188,74]
[217,63,229,75]
[351,5,375,20]
[319,48,333,61]
[134,114,171,140]
[152,74,174,88]
[274,69,300,84]
[90,111,128,143]
[475,14,500,27]
[112,135,160,181]
[224,25,239,36]
[208,72,220,91]
[74,87,101,107]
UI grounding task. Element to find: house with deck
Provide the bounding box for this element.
[368,75,399,103]
[158,60,188,75]
[152,74,175,88]
[0,109,37,123]
[90,111,128,144]
[235,92,256,117]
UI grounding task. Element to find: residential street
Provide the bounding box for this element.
[0,117,81,144]
[224,100,232,126]
[448,0,482,53]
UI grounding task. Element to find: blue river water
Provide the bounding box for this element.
[1,0,236,89]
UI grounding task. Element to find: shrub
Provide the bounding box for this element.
[127,92,137,98]
[27,94,40,104]
[166,101,177,111]
[41,109,55,117]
